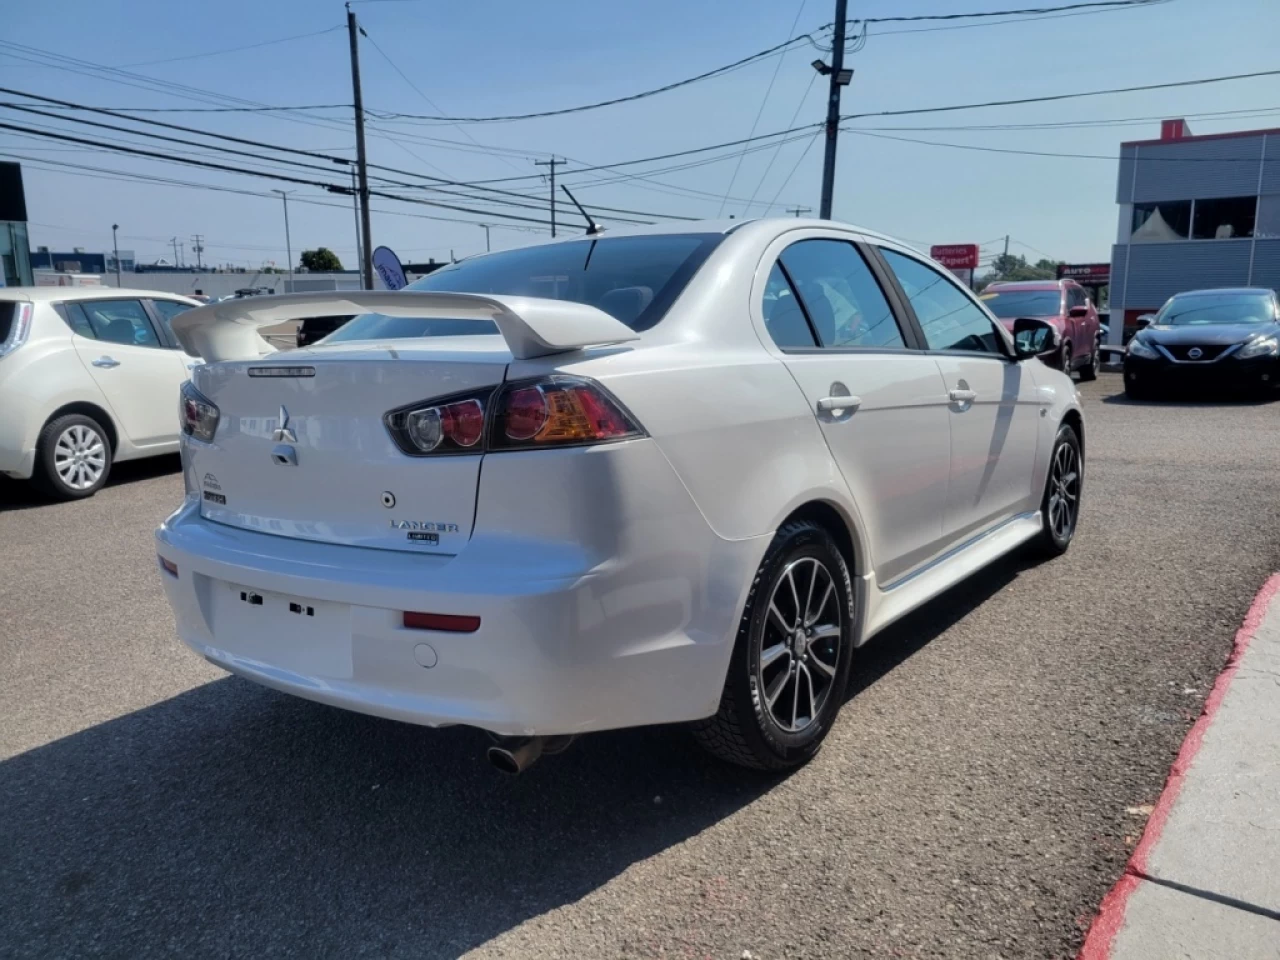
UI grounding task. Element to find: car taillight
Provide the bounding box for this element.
[0,302,33,359]
[180,380,220,443]
[384,376,642,456]
[490,377,641,449]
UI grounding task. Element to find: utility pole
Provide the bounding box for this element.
[347,4,374,289]
[818,0,852,220]
[534,157,564,237]
[170,236,180,267]
[1003,235,1010,259]
[273,190,294,289]
[190,234,204,271]
[786,206,812,218]
[111,224,121,287]
[350,169,363,271]
[480,223,491,252]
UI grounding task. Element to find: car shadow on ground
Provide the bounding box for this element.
[0,545,1039,959]
[0,454,181,514]
[1100,389,1277,407]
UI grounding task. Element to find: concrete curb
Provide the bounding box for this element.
[1077,572,1280,960]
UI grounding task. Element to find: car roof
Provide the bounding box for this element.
[467,216,908,248]
[0,286,201,304]
[1170,287,1274,298]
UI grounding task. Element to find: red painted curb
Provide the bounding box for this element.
[1077,572,1280,960]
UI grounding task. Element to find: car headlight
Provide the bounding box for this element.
[1237,335,1279,359]
[1127,337,1160,360]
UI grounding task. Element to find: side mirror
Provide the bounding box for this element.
[1013,317,1062,361]
[1068,305,1089,318]
[1137,314,1156,329]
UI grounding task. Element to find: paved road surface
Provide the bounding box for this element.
[3,373,1279,959]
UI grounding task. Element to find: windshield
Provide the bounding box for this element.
[327,233,724,343]
[979,289,1062,318]
[1157,292,1276,325]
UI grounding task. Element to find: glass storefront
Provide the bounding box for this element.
[0,221,32,288]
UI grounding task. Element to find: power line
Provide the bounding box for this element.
[852,0,1163,26]
[844,128,1279,162]
[372,29,831,123]
[116,25,345,69]
[718,0,808,217]
[840,68,1280,123]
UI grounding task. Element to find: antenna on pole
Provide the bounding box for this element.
[560,184,604,235]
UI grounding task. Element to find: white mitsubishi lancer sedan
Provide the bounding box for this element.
[156,219,1083,772]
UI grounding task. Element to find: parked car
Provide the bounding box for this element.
[1124,287,1280,399]
[0,288,204,499]
[296,315,354,348]
[155,220,1084,773]
[980,279,1102,380]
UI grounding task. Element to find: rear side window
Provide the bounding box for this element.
[328,233,724,342]
[762,263,817,348]
[151,299,193,340]
[76,299,162,348]
[880,249,1003,355]
[60,302,97,339]
[779,239,904,349]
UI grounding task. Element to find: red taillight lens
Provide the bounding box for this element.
[158,556,178,578]
[179,380,219,443]
[384,377,641,456]
[492,377,641,449]
[403,611,480,632]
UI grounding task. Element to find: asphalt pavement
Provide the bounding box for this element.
[3,372,1279,960]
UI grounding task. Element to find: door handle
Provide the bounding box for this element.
[949,388,977,403]
[817,395,862,413]
[92,356,121,368]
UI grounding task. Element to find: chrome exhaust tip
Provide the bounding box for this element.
[485,734,575,774]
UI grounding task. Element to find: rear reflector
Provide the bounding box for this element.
[158,556,179,578]
[402,611,481,633]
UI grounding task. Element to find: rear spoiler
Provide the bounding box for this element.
[169,290,640,363]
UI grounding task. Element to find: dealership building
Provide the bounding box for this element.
[1107,120,1280,342]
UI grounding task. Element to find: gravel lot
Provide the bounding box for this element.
[3,372,1278,960]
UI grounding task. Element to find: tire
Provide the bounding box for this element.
[1078,339,1100,381]
[31,413,113,500]
[1034,424,1082,557]
[692,519,855,770]
[1058,342,1073,379]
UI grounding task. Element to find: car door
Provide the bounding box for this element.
[66,298,187,447]
[757,234,954,585]
[876,248,1043,543]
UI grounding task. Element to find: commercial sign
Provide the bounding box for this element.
[929,244,980,270]
[1057,262,1110,282]
[372,245,408,291]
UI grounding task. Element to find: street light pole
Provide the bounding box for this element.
[111,224,121,287]
[273,189,294,291]
[481,223,491,252]
[818,0,850,220]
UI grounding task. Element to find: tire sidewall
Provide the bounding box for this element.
[734,524,855,766]
[1042,425,1082,550]
[37,414,112,499]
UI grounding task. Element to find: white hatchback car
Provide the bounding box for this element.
[0,288,202,499]
[156,219,1083,772]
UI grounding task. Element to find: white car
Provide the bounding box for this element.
[0,288,202,499]
[155,219,1083,772]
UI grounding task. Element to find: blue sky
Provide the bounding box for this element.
[3,0,1277,271]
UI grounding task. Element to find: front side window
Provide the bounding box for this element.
[76,299,162,348]
[778,239,904,349]
[881,249,1003,355]
[329,233,724,343]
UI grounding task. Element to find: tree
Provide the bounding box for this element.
[976,253,1060,290]
[299,247,343,272]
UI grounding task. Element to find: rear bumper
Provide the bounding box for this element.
[156,444,768,736]
[0,387,38,479]
[1124,354,1280,393]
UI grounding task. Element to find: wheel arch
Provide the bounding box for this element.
[1061,407,1084,460]
[44,401,120,453]
[778,499,866,579]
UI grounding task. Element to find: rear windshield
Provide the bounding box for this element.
[979,289,1061,318]
[1158,292,1275,325]
[327,233,724,343]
